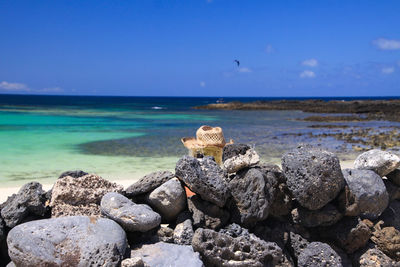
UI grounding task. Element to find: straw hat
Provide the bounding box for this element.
[181,125,233,149]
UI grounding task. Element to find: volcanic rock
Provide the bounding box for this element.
[354,149,400,176]
[297,242,342,267]
[1,182,47,228]
[130,242,203,267]
[387,169,400,186]
[287,232,310,262]
[371,222,400,261]
[223,148,260,173]
[58,170,88,179]
[7,216,127,266]
[187,195,229,230]
[121,257,148,267]
[340,169,389,219]
[291,204,343,228]
[281,146,345,210]
[100,192,161,232]
[173,219,194,245]
[222,143,250,162]
[175,156,229,207]
[50,174,123,217]
[228,167,276,227]
[355,245,399,267]
[380,200,400,230]
[192,228,284,267]
[125,171,174,197]
[320,217,372,254]
[146,178,186,221]
[384,179,400,201]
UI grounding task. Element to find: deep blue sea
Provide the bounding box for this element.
[1,94,399,186]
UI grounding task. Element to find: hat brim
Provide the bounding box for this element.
[181,137,233,149]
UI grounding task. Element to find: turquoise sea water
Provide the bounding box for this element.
[1,95,399,187]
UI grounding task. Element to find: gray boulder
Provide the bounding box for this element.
[222,143,250,162]
[175,156,229,207]
[384,179,400,201]
[287,232,310,262]
[7,216,127,267]
[173,219,194,245]
[101,192,161,232]
[291,204,343,228]
[130,242,203,267]
[146,178,186,221]
[282,146,345,210]
[1,182,47,228]
[58,170,88,179]
[354,149,400,176]
[192,228,284,267]
[125,171,174,197]
[340,169,389,219]
[387,169,400,186]
[228,167,276,227]
[187,195,230,230]
[297,242,342,267]
[223,148,260,173]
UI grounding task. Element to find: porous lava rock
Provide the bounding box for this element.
[121,257,148,267]
[223,148,260,173]
[58,170,88,179]
[100,192,161,232]
[130,242,203,267]
[175,156,229,207]
[320,217,372,254]
[7,216,127,267]
[354,149,400,177]
[222,143,250,162]
[50,174,123,217]
[192,228,284,267]
[125,171,174,197]
[340,169,389,219]
[291,204,343,228]
[354,245,399,267]
[145,178,186,221]
[1,182,47,228]
[173,219,194,245]
[187,195,230,230]
[371,222,400,261]
[281,146,345,210]
[297,242,342,267]
[228,167,276,227]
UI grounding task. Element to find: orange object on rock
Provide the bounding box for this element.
[184,186,196,197]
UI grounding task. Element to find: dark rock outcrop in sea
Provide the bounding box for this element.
[1,145,400,266]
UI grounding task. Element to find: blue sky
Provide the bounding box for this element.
[0,0,399,96]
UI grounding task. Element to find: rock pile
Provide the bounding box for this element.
[1,145,400,266]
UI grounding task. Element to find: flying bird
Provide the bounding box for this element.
[234,59,240,67]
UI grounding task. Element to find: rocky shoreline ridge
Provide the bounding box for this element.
[1,145,400,266]
[194,99,400,122]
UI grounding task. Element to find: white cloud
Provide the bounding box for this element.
[373,38,400,50]
[38,87,63,92]
[302,58,318,67]
[0,81,63,93]
[382,67,395,74]
[0,81,30,91]
[238,67,252,73]
[200,81,206,87]
[265,44,274,54]
[300,70,316,78]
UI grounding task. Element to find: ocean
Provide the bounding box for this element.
[1,94,399,187]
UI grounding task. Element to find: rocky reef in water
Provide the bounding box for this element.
[1,145,400,266]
